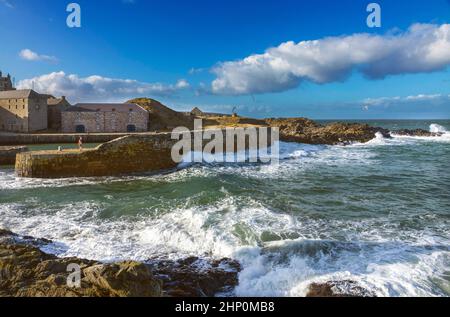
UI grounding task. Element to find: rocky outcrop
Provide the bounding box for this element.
[265,118,391,145]
[0,230,162,297]
[391,129,443,137]
[148,256,241,297]
[0,146,28,165]
[0,229,241,297]
[306,280,376,297]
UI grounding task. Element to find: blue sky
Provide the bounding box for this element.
[1,0,450,119]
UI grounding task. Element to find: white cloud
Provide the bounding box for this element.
[175,79,190,89]
[19,49,58,63]
[17,71,191,103]
[362,93,450,108]
[0,0,13,8]
[211,23,450,95]
[172,103,271,116]
[188,67,205,75]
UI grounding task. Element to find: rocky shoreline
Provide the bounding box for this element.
[0,229,241,297]
[0,228,378,297]
[264,118,442,145]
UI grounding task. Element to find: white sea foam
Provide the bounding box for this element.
[430,123,448,134]
[0,123,449,297]
[1,192,448,296]
[387,123,450,144]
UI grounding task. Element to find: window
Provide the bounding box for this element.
[127,124,136,132]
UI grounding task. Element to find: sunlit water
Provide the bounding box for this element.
[0,120,449,297]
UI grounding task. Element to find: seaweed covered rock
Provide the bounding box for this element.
[306,280,376,297]
[0,230,162,297]
[0,229,241,297]
[266,118,390,145]
[392,129,442,137]
[148,256,241,297]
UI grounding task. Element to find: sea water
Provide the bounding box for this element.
[0,120,449,297]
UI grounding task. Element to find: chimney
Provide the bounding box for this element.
[0,71,2,77]
[61,96,66,100]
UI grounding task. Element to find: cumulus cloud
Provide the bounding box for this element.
[211,23,450,95]
[17,71,190,103]
[19,49,58,63]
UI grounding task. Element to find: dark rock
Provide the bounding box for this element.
[0,229,53,247]
[0,229,17,237]
[0,229,241,297]
[392,129,442,137]
[306,280,376,297]
[265,118,391,145]
[147,256,241,297]
[0,230,162,297]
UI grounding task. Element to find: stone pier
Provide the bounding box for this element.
[0,146,28,165]
[15,128,275,178]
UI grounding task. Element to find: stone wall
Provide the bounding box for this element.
[62,110,148,133]
[15,128,275,178]
[48,99,71,130]
[0,94,47,132]
[0,132,133,145]
[0,146,28,165]
[16,134,179,178]
[27,94,48,132]
[0,97,28,132]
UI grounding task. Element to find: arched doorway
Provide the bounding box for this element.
[75,125,86,133]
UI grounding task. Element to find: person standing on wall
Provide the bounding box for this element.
[78,136,83,151]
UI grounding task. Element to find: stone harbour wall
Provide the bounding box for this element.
[0,146,28,165]
[15,128,275,178]
[0,133,131,146]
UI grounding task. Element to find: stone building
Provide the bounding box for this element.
[47,96,71,130]
[0,89,48,132]
[0,71,14,92]
[61,103,149,133]
[189,107,231,118]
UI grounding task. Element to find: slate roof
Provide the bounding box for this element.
[65,103,147,113]
[0,89,38,99]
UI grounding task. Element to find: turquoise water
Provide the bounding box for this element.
[26,143,100,151]
[0,120,449,296]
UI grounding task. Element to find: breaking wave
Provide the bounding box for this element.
[430,123,448,134]
[1,194,448,297]
[0,120,449,297]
